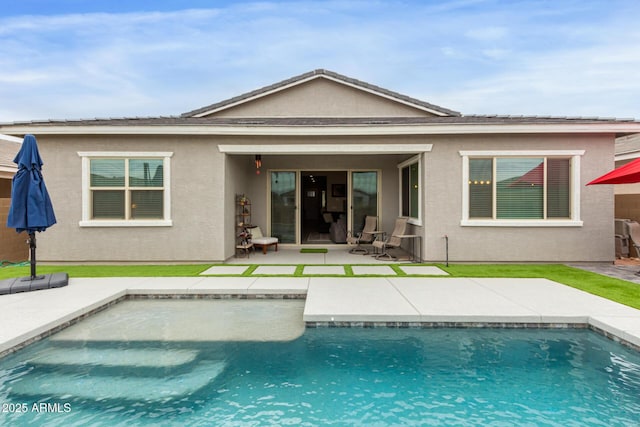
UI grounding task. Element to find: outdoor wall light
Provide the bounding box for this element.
[255,155,262,175]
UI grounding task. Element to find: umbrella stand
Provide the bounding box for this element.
[26,232,43,281]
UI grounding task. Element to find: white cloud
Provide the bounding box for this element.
[0,1,638,121]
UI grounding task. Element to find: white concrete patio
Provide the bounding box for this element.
[1,275,639,357]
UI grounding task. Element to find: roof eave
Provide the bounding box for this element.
[2,122,639,137]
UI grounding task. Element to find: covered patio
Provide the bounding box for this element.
[223,142,431,260]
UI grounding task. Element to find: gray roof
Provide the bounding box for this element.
[2,115,637,128]
[181,69,462,118]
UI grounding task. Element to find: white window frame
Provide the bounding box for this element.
[460,150,583,227]
[398,154,422,226]
[78,151,173,227]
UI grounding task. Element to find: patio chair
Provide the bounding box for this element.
[347,215,378,254]
[249,226,279,254]
[627,221,640,274]
[373,217,409,260]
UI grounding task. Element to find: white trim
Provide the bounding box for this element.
[460,150,585,157]
[77,151,174,158]
[3,123,639,137]
[571,155,581,222]
[219,144,433,155]
[460,150,583,227]
[461,219,583,227]
[79,220,173,227]
[0,133,22,143]
[615,152,640,161]
[78,152,173,227]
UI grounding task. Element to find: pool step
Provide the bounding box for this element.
[11,360,226,401]
[29,347,199,368]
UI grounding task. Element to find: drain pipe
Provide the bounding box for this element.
[443,235,449,267]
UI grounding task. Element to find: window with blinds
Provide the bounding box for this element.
[469,157,571,220]
[90,158,165,220]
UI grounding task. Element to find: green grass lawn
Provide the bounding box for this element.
[1,263,639,310]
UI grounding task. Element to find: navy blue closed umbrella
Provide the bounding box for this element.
[7,134,56,280]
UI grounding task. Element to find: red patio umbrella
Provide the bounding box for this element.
[587,158,640,185]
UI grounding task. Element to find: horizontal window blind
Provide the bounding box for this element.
[89,158,164,220]
[547,158,570,218]
[469,158,493,218]
[468,156,571,220]
[496,158,543,219]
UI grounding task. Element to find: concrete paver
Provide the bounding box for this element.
[397,266,448,275]
[302,266,345,275]
[189,277,258,294]
[304,278,420,322]
[389,277,540,323]
[252,266,298,275]
[248,277,309,294]
[351,265,396,275]
[200,266,250,275]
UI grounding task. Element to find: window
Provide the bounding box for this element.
[79,152,173,227]
[398,155,421,224]
[461,151,583,227]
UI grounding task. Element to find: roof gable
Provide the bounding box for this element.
[182,69,460,118]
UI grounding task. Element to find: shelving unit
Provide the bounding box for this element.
[235,194,253,257]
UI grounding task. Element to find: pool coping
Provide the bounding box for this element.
[1,276,639,358]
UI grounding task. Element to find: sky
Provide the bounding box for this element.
[0,0,639,122]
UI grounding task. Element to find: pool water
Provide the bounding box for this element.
[1,325,639,426]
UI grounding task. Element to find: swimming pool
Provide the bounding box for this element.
[1,301,639,426]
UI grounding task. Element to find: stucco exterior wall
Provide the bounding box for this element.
[212,79,433,118]
[36,135,227,263]
[26,131,616,263]
[422,134,615,262]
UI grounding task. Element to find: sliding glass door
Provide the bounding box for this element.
[269,169,379,244]
[350,171,378,235]
[270,171,297,243]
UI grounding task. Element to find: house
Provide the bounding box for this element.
[613,134,640,221]
[0,69,639,263]
[0,134,26,262]
[610,134,640,257]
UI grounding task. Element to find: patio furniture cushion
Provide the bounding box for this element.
[250,227,278,254]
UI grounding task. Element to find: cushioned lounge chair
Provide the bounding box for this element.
[347,215,378,254]
[250,227,278,254]
[373,217,408,260]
